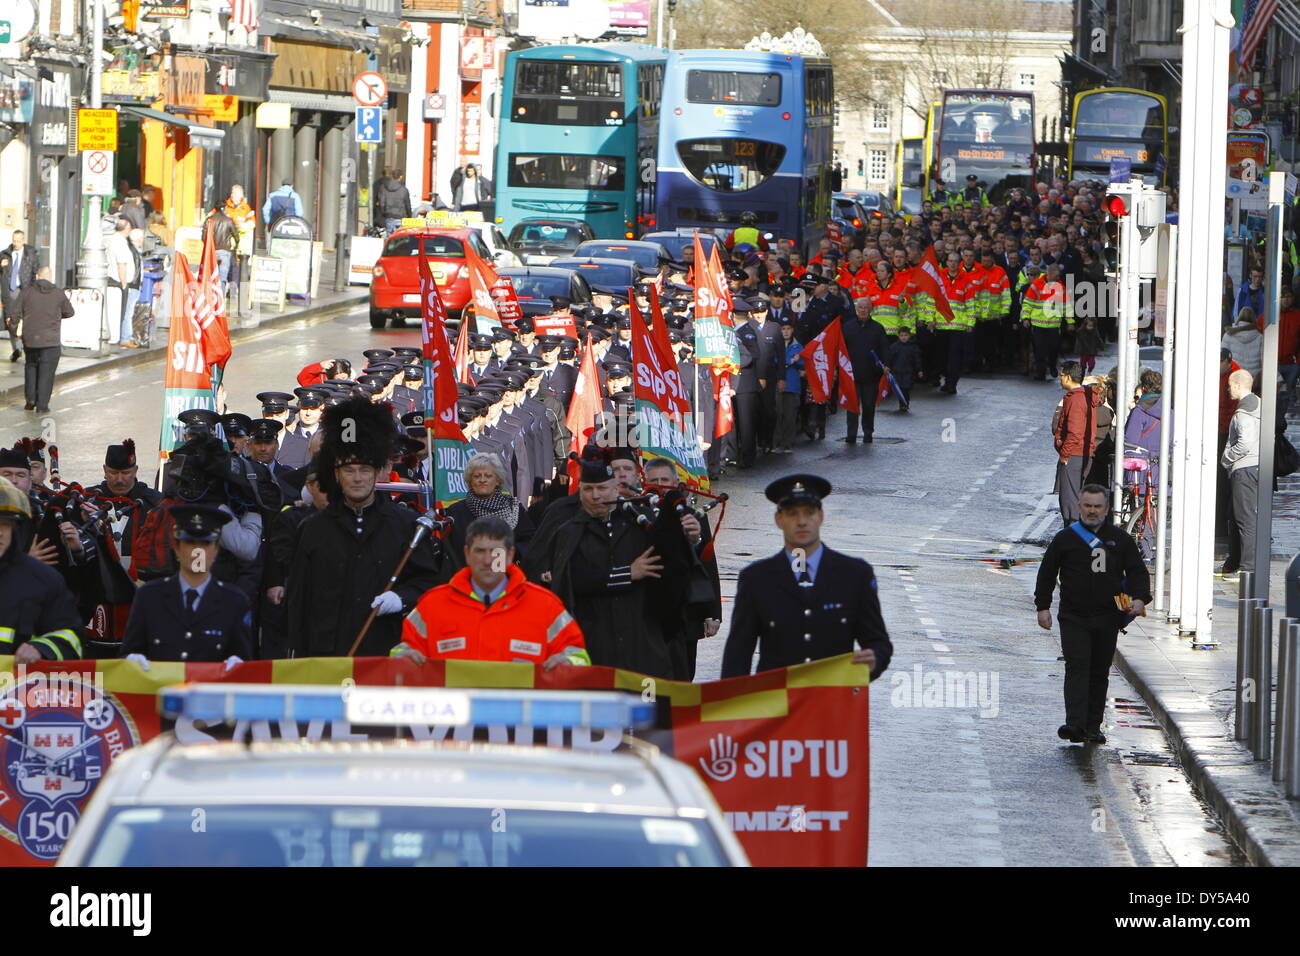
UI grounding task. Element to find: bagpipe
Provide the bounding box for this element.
[612,481,729,633]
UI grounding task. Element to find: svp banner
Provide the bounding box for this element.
[0,656,870,866]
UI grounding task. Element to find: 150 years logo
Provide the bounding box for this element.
[0,672,139,860]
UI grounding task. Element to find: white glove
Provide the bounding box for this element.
[125,653,151,671]
[371,591,403,615]
[223,655,244,672]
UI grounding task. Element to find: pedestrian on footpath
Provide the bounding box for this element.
[1034,484,1150,744]
[1,229,38,362]
[373,168,413,236]
[13,267,74,413]
[1220,368,1261,577]
[1221,307,1264,385]
[262,179,304,229]
[1053,361,1101,526]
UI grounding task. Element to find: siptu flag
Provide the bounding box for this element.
[192,218,232,383]
[451,305,471,384]
[490,276,522,330]
[464,241,502,334]
[913,245,956,324]
[564,336,605,492]
[692,235,741,370]
[636,293,708,488]
[157,251,218,468]
[798,317,859,413]
[713,369,734,438]
[418,248,472,507]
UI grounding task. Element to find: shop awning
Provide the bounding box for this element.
[267,89,359,114]
[121,106,225,150]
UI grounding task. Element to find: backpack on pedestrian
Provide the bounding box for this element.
[131,496,182,580]
[268,192,293,224]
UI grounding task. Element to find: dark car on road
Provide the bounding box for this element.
[572,239,671,274]
[496,266,595,317]
[507,218,596,265]
[548,257,645,297]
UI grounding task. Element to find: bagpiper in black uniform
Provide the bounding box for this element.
[721,474,892,680]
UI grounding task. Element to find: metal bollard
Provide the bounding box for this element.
[1275,619,1294,782]
[1242,600,1262,752]
[1288,625,1300,799]
[1253,604,1273,762]
[1236,574,1256,742]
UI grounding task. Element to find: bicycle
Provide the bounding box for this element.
[1118,446,1159,562]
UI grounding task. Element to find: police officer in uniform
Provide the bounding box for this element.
[721,474,892,678]
[120,503,253,665]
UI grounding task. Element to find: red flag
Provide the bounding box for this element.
[836,337,860,413]
[418,252,468,443]
[643,293,691,422]
[193,219,232,370]
[490,276,522,330]
[464,241,502,332]
[564,338,604,492]
[914,245,955,323]
[798,317,859,413]
[876,374,891,406]
[452,308,471,384]
[799,317,843,404]
[713,369,734,438]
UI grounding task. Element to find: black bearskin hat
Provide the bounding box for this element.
[318,396,398,497]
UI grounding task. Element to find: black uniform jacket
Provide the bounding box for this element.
[286,495,440,657]
[720,545,892,679]
[120,575,254,662]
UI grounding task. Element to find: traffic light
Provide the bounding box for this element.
[1101,195,1126,275]
[857,157,864,176]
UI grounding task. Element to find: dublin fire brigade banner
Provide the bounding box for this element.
[0,655,870,866]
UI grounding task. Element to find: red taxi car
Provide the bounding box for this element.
[368,226,497,329]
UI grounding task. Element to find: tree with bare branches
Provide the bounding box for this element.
[672,0,889,111]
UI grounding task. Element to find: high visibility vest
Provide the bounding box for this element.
[847,264,874,300]
[863,274,912,333]
[936,270,976,331]
[979,264,1011,321]
[958,263,987,322]
[1023,276,1073,329]
[731,226,762,249]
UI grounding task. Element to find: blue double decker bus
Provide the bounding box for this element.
[655,49,834,253]
[494,43,665,240]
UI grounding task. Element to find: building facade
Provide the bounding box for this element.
[835,0,1072,199]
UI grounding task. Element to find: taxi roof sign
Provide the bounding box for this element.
[161,684,656,730]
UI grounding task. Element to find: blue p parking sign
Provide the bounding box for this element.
[356,107,382,144]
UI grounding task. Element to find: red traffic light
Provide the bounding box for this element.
[1106,196,1129,217]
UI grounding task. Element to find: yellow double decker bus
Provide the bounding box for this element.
[1067,88,1168,186]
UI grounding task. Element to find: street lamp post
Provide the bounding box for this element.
[76,0,110,357]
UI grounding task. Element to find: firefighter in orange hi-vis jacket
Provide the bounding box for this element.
[393,514,589,668]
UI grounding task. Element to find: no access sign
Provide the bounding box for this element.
[81,149,115,196]
[76,108,118,151]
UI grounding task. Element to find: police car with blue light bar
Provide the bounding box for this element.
[56,685,749,867]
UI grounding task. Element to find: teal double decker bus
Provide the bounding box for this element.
[495,43,666,240]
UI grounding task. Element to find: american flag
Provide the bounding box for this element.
[230,0,259,32]
[1238,0,1279,71]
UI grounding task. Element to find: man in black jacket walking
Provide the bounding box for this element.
[1034,485,1151,744]
[13,267,74,413]
[840,298,889,443]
